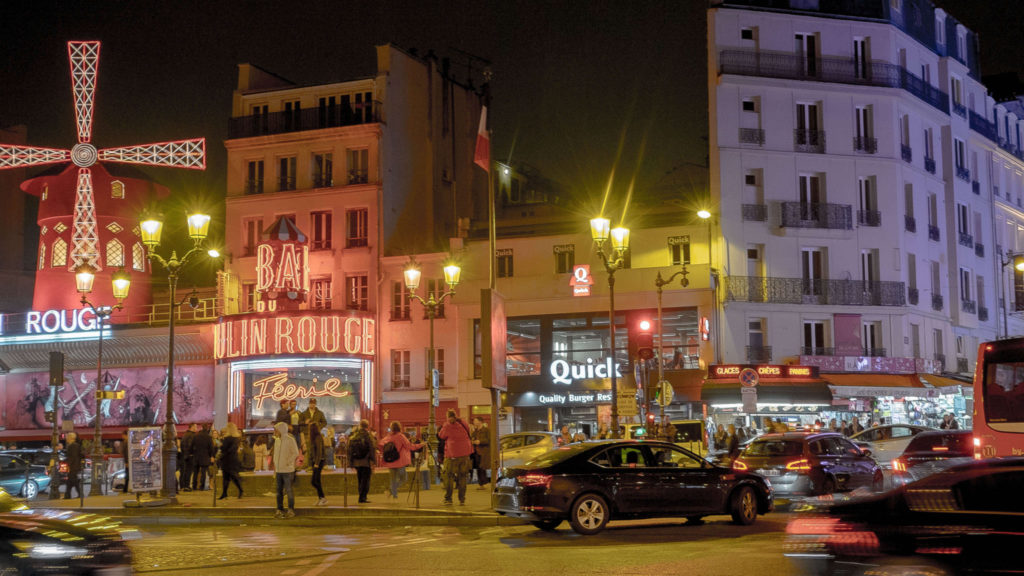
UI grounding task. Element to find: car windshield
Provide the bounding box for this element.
[523,443,586,468]
[743,439,803,457]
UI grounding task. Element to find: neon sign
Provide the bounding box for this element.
[254,216,310,311]
[251,372,352,409]
[710,364,819,379]
[0,309,101,335]
[549,358,623,385]
[214,311,375,361]
[569,265,593,297]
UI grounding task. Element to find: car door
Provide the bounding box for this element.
[831,436,874,489]
[873,426,914,465]
[601,446,656,514]
[809,438,841,485]
[0,455,26,493]
[500,435,526,467]
[647,444,723,514]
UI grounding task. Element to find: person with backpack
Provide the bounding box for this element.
[347,419,376,503]
[438,409,473,505]
[378,421,424,501]
[308,421,327,505]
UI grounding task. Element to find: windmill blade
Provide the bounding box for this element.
[68,41,101,144]
[99,138,206,169]
[0,144,71,169]
[70,167,101,271]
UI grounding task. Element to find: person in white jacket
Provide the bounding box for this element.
[272,421,299,518]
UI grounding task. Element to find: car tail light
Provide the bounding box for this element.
[892,458,907,473]
[786,517,879,556]
[930,446,949,452]
[786,459,811,471]
[732,459,748,471]
[973,436,983,460]
[518,474,552,488]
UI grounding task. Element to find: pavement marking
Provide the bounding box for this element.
[302,553,343,576]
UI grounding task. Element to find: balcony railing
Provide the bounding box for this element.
[780,202,852,230]
[278,176,296,192]
[925,157,936,174]
[934,353,946,371]
[998,138,1024,162]
[952,102,967,118]
[958,232,974,248]
[853,136,878,154]
[908,287,919,305]
[725,276,906,306]
[962,299,976,314]
[794,129,826,153]
[741,204,767,222]
[932,293,943,311]
[857,210,881,227]
[975,242,985,258]
[348,170,369,185]
[717,49,949,113]
[745,345,772,363]
[313,175,333,188]
[956,166,971,182]
[346,237,369,249]
[229,102,379,139]
[957,357,969,373]
[979,306,989,321]
[904,215,916,233]
[801,346,835,356]
[244,179,263,195]
[928,225,940,241]
[739,128,765,145]
[901,144,913,163]
[972,180,980,195]
[863,347,887,357]
[969,110,999,141]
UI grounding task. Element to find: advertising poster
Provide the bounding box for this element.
[127,427,163,493]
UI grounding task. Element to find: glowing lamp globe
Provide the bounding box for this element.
[187,213,211,241]
[140,218,163,248]
[75,263,97,294]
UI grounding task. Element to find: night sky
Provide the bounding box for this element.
[0,1,1019,224]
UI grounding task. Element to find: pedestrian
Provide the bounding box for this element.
[469,417,490,489]
[64,432,83,499]
[254,435,269,472]
[839,420,850,436]
[289,399,303,442]
[180,423,196,492]
[308,421,328,505]
[275,400,290,427]
[272,422,299,518]
[850,417,865,434]
[192,423,214,491]
[435,431,446,484]
[438,408,473,505]
[239,436,256,472]
[595,423,610,440]
[324,425,336,470]
[348,420,376,503]
[940,413,960,430]
[726,424,741,462]
[218,423,244,499]
[120,430,130,494]
[379,421,424,500]
[557,425,572,447]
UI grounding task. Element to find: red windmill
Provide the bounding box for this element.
[0,41,205,316]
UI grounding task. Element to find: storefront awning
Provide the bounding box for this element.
[823,373,962,398]
[919,373,970,389]
[701,379,833,405]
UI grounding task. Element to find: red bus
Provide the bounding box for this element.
[973,338,1024,458]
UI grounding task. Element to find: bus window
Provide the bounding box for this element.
[987,362,1024,423]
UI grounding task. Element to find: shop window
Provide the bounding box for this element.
[391,281,410,320]
[105,239,124,268]
[311,211,332,250]
[391,350,410,388]
[497,249,514,278]
[346,274,368,311]
[474,317,541,379]
[311,277,332,310]
[346,209,368,248]
[554,244,574,274]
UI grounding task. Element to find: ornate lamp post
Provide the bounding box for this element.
[590,217,630,439]
[140,212,219,500]
[654,266,688,438]
[403,258,460,507]
[75,264,131,496]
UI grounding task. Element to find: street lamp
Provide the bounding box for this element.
[75,263,131,496]
[590,216,630,438]
[654,265,688,439]
[999,252,1024,338]
[697,209,721,364]
[141,211,218,500]
[403,257,460,507]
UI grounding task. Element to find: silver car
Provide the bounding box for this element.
[849,424,934,469]
[499,432,561,468]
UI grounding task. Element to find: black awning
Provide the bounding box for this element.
[701,380,833,405]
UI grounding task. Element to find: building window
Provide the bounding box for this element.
[278,156,297,191]
[669,236,691,266]
[246,160,264,195]
[132,243,146,272]
[391,350,410,389]
[346,274,368,311]
[960,268,972,302]
[801,247,824,296]
[347,148,368,184]
[51,238,67,268]
[111,180,124,199]
[740,28,754,41]
[496,249,514,278]
[105,239,124,268]
[554,244,575,274]
[311,277,332,310]
[435,348,446,387]
[391,281,410,320]
[346,208,368,248]
[310,211,332,250]
[802,320,827,354]
[313,152,333,187]
[243,217,263,257]
[853,37,869,80]
[742,100,756,112]
[935,15,945,46]
[242,283,256,312]
[283,100,301,131]
[862,322,882,354]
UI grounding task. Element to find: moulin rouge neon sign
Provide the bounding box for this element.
[214,311,375,361]
[251,372,352,409]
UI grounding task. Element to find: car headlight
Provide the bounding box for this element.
[12,541,89,559]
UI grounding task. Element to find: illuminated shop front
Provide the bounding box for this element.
[702,364,833,432]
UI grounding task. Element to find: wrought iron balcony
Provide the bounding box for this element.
[901,144,912,163]
[934,353,946,371]
[863,347,887,357]
[925,157,936,174]
[278,176,296,192]
[961,299,976,314]
[958,232,974,248]
[794,129,826,153]
[229,102,379,139]
[739,128,765,145]
[904,215,916,233]
[853,136,878,154]
[244,179,263,195]
[957,357,969,373]
[348,170,369,185]
[780,202,852,230]
[857,210,881,227]
[979,306,989,321]
[801,346,835,356]
[969,110,999,141]
[725,276,906,306]
[313,175,333,188]
[932,293,943,311]
[972,180,980,195]
[742,204,767,222]
[346,237,369,249]
[745,345,772,363]
[956,166,971,182]
[952,102,967,118]
[908,287,919,305]
[928,225,940,241]
[975,242,985,258]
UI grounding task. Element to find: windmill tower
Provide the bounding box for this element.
[0,41,205,316]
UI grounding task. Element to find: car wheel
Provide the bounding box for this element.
[872,471,885,492]
[569,493,609,535]
[21,480,39,500]
[730,486,757,525]
[531,519,562,531]
[817,477,836,496]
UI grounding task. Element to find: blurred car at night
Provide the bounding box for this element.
[890,430,974,486]
[493,439,773,535]
[499,432,561,468]
[785,457,1024,575]
[0,504,132,574]
[0,454,51,500]
[848,424,934,470]
[733,432,883,497]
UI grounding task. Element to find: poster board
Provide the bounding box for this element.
[127,427,163,493]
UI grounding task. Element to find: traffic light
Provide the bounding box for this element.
[636,319,654,360]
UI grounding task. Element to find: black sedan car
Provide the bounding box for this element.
[785,457,1024,575]
[492,439,774,535]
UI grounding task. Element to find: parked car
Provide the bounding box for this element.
[0,454,51,499]
[0,509,132,574]
[0,448,56,471]
[785,457,1024,575]
[890,430,974,486]
[499,432,561,468]
[670,419,708,457]
[492,439,773,535]
[733,431,883,496]
[848,424,934,469]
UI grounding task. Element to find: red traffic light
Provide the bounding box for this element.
[646,412,655,423]
[639,319,652,332]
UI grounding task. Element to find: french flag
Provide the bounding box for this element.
[473,106,489,171]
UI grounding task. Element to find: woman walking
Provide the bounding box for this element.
[218,423,244,499]
[379,421,424,501]
[308,421,328,506]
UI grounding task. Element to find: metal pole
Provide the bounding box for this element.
[1002,257,1009,339]
[656,276,665,436]
[161,271,178,500]
[609,272,619,439]
[91,314,105,496]
[426,301,436,488]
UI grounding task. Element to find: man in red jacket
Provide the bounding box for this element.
[438,408,474,505]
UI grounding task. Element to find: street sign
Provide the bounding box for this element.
[432,369,439,390]
[739,367,759,388]
[741,387,758,413]
[617,389,638,417]
[656,380,674,405]
[97,390,125,400]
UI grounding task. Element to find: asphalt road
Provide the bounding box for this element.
[127,513,794,575]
